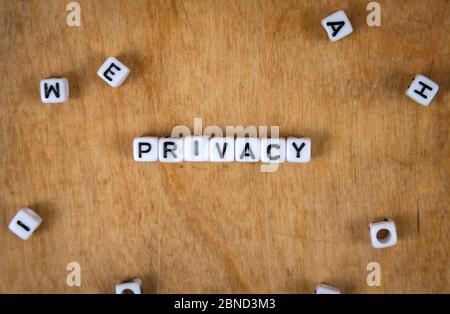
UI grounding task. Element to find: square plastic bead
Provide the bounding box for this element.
[321,10,353,42]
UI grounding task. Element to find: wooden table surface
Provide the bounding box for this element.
[0,0,448,293]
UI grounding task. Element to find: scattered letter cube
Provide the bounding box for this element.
[133,137,158,162]
[115,278,142,294]
[315,284,341,294]
[369,218,398,249]
[97,57,130,88]
[321,10,353,42]
[40,78,69,103]
[406,74,439,106]
[8,208,42,240]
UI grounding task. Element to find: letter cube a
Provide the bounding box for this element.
[321,10,353,42]
[184,136,210,162]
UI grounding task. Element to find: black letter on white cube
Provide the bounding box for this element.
[103,63,121,82]
[97,57,130,88]
[406,74,439,106]
[133,137,158,162]
[40,78,69,103]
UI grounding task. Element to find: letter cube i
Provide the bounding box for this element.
[184,136,210,162]
[9,208,42,240]
[406,74,439,106]
[97,57,130,88]
[40,78,69,103]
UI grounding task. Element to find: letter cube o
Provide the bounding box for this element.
[115,278,142,294]
[369,218,398,249]
[235,138,260,162]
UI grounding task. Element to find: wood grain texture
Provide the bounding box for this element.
[0,0,448,293]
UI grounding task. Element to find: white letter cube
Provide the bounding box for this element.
[235,138,260,162]
[321,10,353,42]
[260,138,286,163]
[115,278,142,294]
[184,136,209,162]
[315,284,341,294]
[209,137,235,162]
[133,137,158,162]
[40,78,69,103]
[8,208,42,240]
[158,138,184,163]
[406,74,439,106]
[97,57,130,88]
[286,137,311,163]
[369,218,398,249]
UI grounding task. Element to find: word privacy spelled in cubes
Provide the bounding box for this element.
[321,10,353,42]
[406,74,439,106]
[133,136,311,164]
[8,208,42,240]
[97,57,130,88]
[40,78,69,103]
